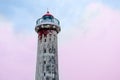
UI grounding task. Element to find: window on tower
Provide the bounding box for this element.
[43,61,46,64]
[49,34,52,36]
[49,48,52,53]
[46,65,51,73]
[44,39,46,42]
[44,73,46,76]
[52,78,55,80]
[46,76,50,80]
[44,48,46,53]
[52,46,56,54]
[51,56,55,64]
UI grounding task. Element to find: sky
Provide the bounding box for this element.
[0,0,120,80]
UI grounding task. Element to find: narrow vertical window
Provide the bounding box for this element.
[44,39,46,42]
[44,48,46,53]
[43,61,46,64]
[44,73,46,76]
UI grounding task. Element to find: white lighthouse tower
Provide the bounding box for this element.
[35,11,61,80]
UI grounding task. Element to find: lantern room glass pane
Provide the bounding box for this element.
[36,17,60,26]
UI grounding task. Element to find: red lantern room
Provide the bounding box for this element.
[35,11,60,33]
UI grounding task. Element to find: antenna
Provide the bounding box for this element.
[47,8,49,13]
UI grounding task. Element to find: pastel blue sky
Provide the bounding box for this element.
[1,0,120,32]
[0,0,120,80]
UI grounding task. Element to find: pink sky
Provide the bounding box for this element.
[0,2,120,80]
[59,3,120,80]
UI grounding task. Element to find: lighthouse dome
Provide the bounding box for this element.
[42,11,54,19]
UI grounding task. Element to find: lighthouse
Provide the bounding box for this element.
[35,11,61,80]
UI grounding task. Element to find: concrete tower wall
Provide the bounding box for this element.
[35,29,59,80]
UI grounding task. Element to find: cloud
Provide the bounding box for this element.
[0,15,37,80]
[59,3,120,80]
